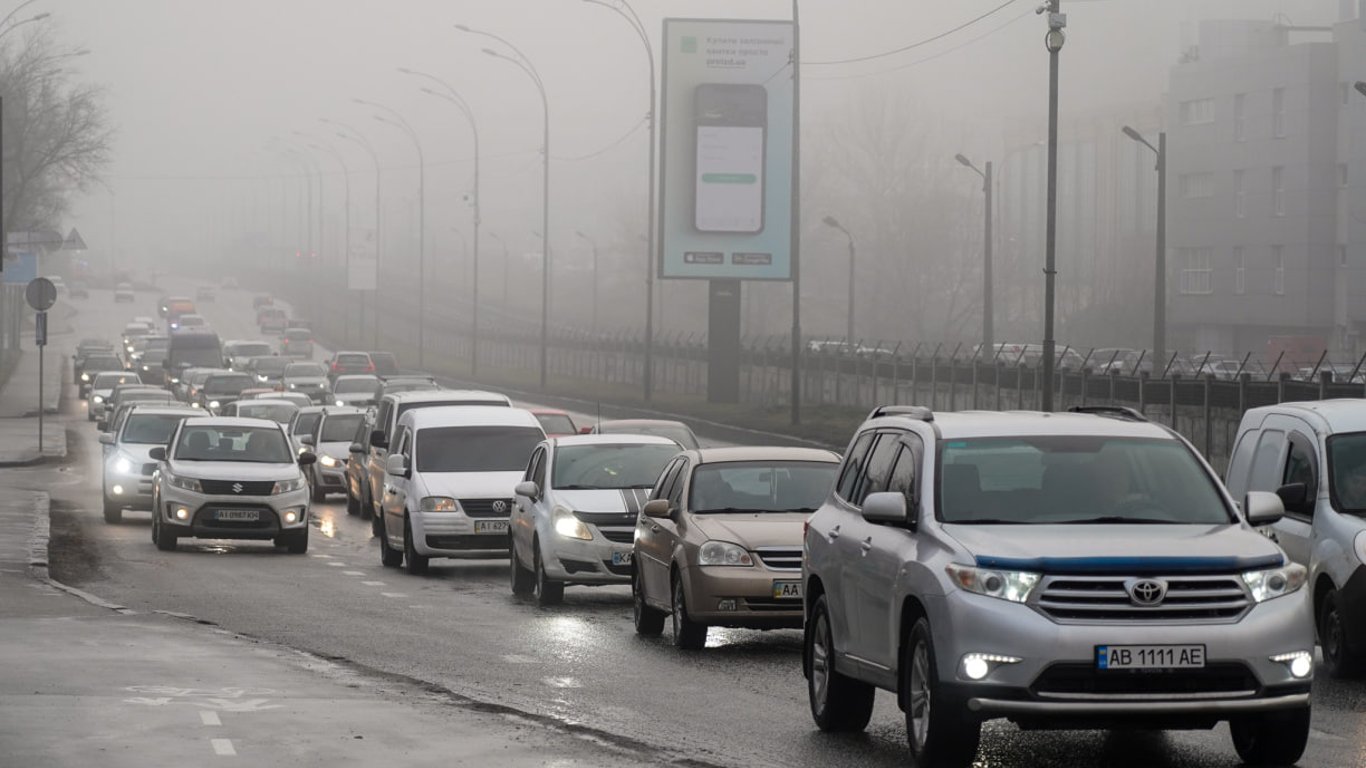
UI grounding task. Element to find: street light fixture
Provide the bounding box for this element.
[1040,0,1066,411]
[322,117,382,349]
[298,132,354,344]
[955,154,994,355]
[575,230,600,330]
[821,216,856,345]
[1121,124,1167,372]
[457,23,552,391]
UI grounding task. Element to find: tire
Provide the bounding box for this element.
[1318,589,1364,678]
[103,499,123,525]
[632,567,665,636]
[279,529,309,554]
[154,514,178,552]
[346,487,361,517]
[402,516,428,575]
[670,573,707,650]
[1230,706,1311,766]
[510,538,535,597]
[807,594,875,732]
[310,471,326,503]
[533,542,564,606]
[378,512,403,567]
[904,618,980,768]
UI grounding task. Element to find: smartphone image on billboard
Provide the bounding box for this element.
[693,83,767,234]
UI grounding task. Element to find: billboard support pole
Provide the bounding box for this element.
[789,0,802,425]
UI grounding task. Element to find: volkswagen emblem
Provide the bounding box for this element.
[232,482,244,494]
[492,500,508,514]
[1126,578,1167,607]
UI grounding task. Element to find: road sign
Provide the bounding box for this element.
[3,250,37,283]
[25,277,56,310]
[62,228,88,251]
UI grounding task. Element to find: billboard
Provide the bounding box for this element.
[660,18,794,281]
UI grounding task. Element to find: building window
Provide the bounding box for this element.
[1179,172,1214,199]
[1234,93,1247,141]
[1273,87,1286,137]
[1273,166,1285,216]
[1234,170,1246,218]
[1273,246,1285,295]
[1341,163,1349,188]
[1180,98,1216,125]
[1179,248,1214,295]
[1234,247,1246,295]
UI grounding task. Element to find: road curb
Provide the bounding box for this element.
[26,488,129,613]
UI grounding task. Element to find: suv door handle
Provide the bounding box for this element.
[829,525,841,540]
[860,536,873,555]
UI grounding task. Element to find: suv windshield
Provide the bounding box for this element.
[1328,433,1366,515]
[174,425,293,463]
[285,363,326,378]
[285,330,311,341]
[204,374,253,395]
[123,413,189,444]
[689,461,837,513]
[415,426,543,473]
[94,373,139,388]
[537,414,577,435]
[320,414,365,442]
[938,436,1232,525]
[552,444,679,490]
[336,353,370,366]
[85,356,123,371]
[335,378,381,395]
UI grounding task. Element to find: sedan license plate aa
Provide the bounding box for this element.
[772,580,802,600]
[1096,644,1205,670]
[473,520,508,535]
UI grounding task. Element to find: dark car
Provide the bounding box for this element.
[367,351,399,377]
[79,354,126,399]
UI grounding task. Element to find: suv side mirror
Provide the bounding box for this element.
[862,491,910,527]
[1244,491,1286,526]
[98,433,115,445]
[515,480,540,500]
[1274,483,1311,516]
[642,499,672,519]
[385,454,409,477]
[369,429,388,449]
[148,446,167,461]
[297,451,317,467]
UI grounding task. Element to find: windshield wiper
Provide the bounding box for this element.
[693,507,770,515]
[1049,516,1175,525]
[556,484,603,490]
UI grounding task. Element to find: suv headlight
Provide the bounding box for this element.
[319,454,340,468]
[271,477,305,495]
[553,507,591,540]
[1242,563,1307,603]
[698,540,754,567]
[946,564,1041,604]
[112,454,135,475]
[92,395,105,404]
[420,496,459,512]
[168,474,202,493]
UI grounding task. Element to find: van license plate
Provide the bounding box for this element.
[611,551,633,566]
[1096,645,1205,670]
[473,520,508,535]
[772,580,803,599]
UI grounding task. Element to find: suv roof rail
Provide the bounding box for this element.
[1067,405,1147,422]
[867,405,934,422]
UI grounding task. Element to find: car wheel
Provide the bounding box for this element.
[670,573,707,650]
[278,528,309,554]
[154,513,178,552]
[904,617,979,768]
[378,512,403,568]
[103,498,123,525]
[1319,589,1364,678]
[632,567,665,636]
[807,594,875,732]
[1230,706,1311,766]
[510,537,535,597]
[402,515,428,575]
[533,541,564,606]
[345,488,361,517]
[309,471,326,503]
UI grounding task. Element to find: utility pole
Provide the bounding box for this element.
[790,0,803,425]
[1041,1,1065,411]
[1154,132,1167,370]
[955,154,994,352]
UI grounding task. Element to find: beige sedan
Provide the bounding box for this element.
[632,446,841,650]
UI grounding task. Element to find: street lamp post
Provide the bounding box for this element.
[324,118,382,350]
[575,231,599,330]
[821,216,855,344]
[955,154,994,353]
[300,134,353,345]
[458,24,551,390]
[488,231,510,311]
[355,98,426,368]
[583,0,657,400]
[1122,126,1167,370]
[1041,1,1066,411]
[404,68,483,376]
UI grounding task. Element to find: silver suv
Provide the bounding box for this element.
[803,405,1312,768]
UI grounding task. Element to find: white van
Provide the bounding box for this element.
[1226,399,1366,677]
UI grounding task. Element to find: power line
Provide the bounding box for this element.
[808,8,1034,82]
[805,0,1021,66]
[553,115,646,162]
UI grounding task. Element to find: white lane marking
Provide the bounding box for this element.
[309,554,332,559]
[380,592,408,598]
[325,562,346,567]
[503,654,539,664]
[211,738,236,756]
[362,581,386,586]
[341,570,364,576]
[542,677,581,688]
[200,711,221,726]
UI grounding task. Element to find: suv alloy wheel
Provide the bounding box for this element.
[806,594,874,732]
[904,618,979,768]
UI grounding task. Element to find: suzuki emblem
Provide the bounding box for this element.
[1126,579,1167,607]
[232,483,244,494]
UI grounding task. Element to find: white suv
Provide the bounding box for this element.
[377,406,544,574]
[99,404,199,523]
[803,406,1311,767]
[150,417,316,553]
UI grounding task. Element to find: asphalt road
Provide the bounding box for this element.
[43,281,1366,768]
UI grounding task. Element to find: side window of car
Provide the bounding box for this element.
[532,449,547,489]
[886,436,923,506]
[668,463,689,507]
[374,402,392,442]
[1248,430,1286,493]
[394,428,410,459]
[852,433,901,506]
[652,460,682,502]
[835,432,877,502]
[1283,432,1318,500]
[1224,430,1257,497]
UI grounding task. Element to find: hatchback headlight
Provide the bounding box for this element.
[553,507,592,540]
[208,400,220,409]
[272,477,305,495]
[420,496,459,512]
[92,395,105,404]
[168,474,202,493]
[946,564,1041,604]
[1242,563,1307,603]
[698,540,753,567]
[319,455,340,468]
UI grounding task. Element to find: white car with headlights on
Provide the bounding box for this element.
[99,404,199,523]
[88,371,142,422]
[510,434,681,605]
[149,417,316,553]
[299,406,367,502]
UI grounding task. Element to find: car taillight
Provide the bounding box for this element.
[364,363,375,373]
[331,362,340,372]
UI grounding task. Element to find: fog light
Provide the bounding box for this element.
[284,510,298,524]
[1271,651,1313,679]
[717,599,737,611]
[961,653,1022,681]
[174,507,190,521]
[112,485,124,496]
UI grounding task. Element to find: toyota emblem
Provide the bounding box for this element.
[232,482,244,494]
[492,500,508,514]
[1126,579,1167,607]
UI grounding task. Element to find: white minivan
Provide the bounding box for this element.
[378,406,544,574]
[1226,400,1366,677]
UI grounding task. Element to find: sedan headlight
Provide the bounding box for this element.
[419,496,459,512]
[271,477,305,495]
[336,399,345,406]
[553,507,592,540]
[167,474,202,493]
[92,395,105,404]
[945,564,1041,604]
[81,372,90,382]
[289,383,297,390]
[319,455,340,468]
[698,540,754,567]
[1242,563,1307,603]
[208,400,220,409]
[257,375,269,382]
